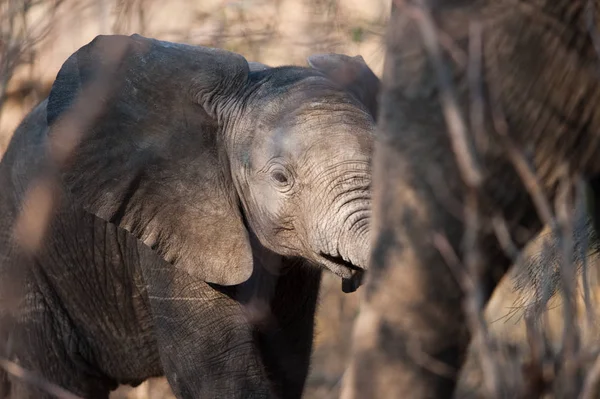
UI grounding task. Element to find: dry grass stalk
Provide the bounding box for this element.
[0,357,83,399]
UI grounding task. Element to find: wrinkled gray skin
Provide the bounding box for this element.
[0,34,379,398]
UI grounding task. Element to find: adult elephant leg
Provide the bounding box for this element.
[341,4,544,399]
[141,249,274,398]
[340,130,518,398]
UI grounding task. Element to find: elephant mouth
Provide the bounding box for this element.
[319,253,365,293]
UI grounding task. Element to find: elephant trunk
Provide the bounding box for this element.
[340,216,371,270]
[337,174,371,271]
[321,188,371,292]
[309,161,372,291]
[340,225,370,293]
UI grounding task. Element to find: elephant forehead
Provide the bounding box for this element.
[290,111,373,153]
[242,92,374,167]
[243,127,297,166]
[256,125,371,169]
[271,126,309,152]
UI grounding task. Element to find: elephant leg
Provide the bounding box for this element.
[253,263,322,399]
[1,305,113,399]
[142,255,276,399]
[342,5,543,398]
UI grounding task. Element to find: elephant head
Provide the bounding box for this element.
[46,34,379,292]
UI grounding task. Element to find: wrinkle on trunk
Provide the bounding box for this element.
[311,161,372,265]
[340,219,371,269]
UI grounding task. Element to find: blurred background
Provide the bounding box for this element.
[2,1,600,398]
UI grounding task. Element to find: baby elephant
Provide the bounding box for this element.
[0,35,379,398]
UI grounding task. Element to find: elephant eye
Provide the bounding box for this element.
[266,162,294,192]
[272,170,289,184]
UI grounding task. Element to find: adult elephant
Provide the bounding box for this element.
[342,1,600,399]
[0,34,379,398]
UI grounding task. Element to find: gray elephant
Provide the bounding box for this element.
[0,34,378,398]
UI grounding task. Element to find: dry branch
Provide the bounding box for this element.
[0,357,83,399]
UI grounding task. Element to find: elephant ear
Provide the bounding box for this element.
[46,34,254,286]
[306,53,380,120]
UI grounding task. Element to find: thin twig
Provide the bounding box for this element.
[576,179,595,330]
[491,215,520,261]
[581,353,600,399]
[407,2,482,189]
[555,172,580,397]
[0,357,84,399]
